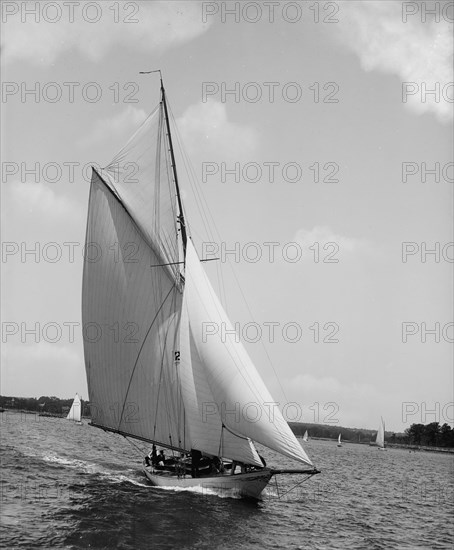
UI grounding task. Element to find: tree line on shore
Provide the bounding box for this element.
[1,395,452,448]
[0,395,90,416]
[289,421,454,448]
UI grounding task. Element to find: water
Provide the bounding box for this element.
[1,412,453,549]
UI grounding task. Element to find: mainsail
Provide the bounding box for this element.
[67,393,81,422]
[82,81,313,469]
[82,104,187,451]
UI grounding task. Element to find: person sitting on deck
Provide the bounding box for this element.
[149,445,158,466]
[157,449,166,466]
[176,453,186,477]
[191,449,202,478]
[212,456,224,474]
[230,461,250,474]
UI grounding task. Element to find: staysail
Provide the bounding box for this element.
[67,393,81,422]
[183,240,313,467]
[179,291,263,466]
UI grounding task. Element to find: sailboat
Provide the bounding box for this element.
[66,393,82,424]
[302,430,309,442]
[337,434,342,447]
[82,72,319,499]
[375,417,386,451]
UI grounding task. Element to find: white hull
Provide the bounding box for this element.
[143,464,273,499]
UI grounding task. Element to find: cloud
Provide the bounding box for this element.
[292,225,365,260]
[333,1,453,123]
[176,99,259,161]
[77,105,147,149]
[3,180,83,229]
[2,1,211,66]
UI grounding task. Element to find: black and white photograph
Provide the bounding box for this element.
[1,1,453,548]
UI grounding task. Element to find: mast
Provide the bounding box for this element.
[160,77,188,257]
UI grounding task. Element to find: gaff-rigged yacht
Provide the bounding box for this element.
[82,73,320,499]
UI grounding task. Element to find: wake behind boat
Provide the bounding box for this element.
[82,72,319,499]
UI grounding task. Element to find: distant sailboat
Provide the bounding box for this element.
[66,393,82,424]
[82,72,320,499]
[375,417,386,451]
[302,430,309,442]
[337,434,342,447]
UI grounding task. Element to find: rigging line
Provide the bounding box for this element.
[166,100,207,240]
[152,290,179,441]
[166,104,288,404]
[150,258,220,268]
[166,101,228,307]
[91,423,187,453]
[117,282,177,431]
[125,435,148,458]
[218,426,224,458]
[274,472,318,500]
[105,105,159,166]
[172,300,190,450]
[159,105,184,279]
[161,84,187,256]
[167,104,290,431]
[221,422,249,442]
[188,256,279,422]
[226,262,289,404]
[94,167,177,286]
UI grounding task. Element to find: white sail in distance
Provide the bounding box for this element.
[375,418,385,448]
[67,394,81,422]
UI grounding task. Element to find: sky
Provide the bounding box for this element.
[1,0,453,433]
